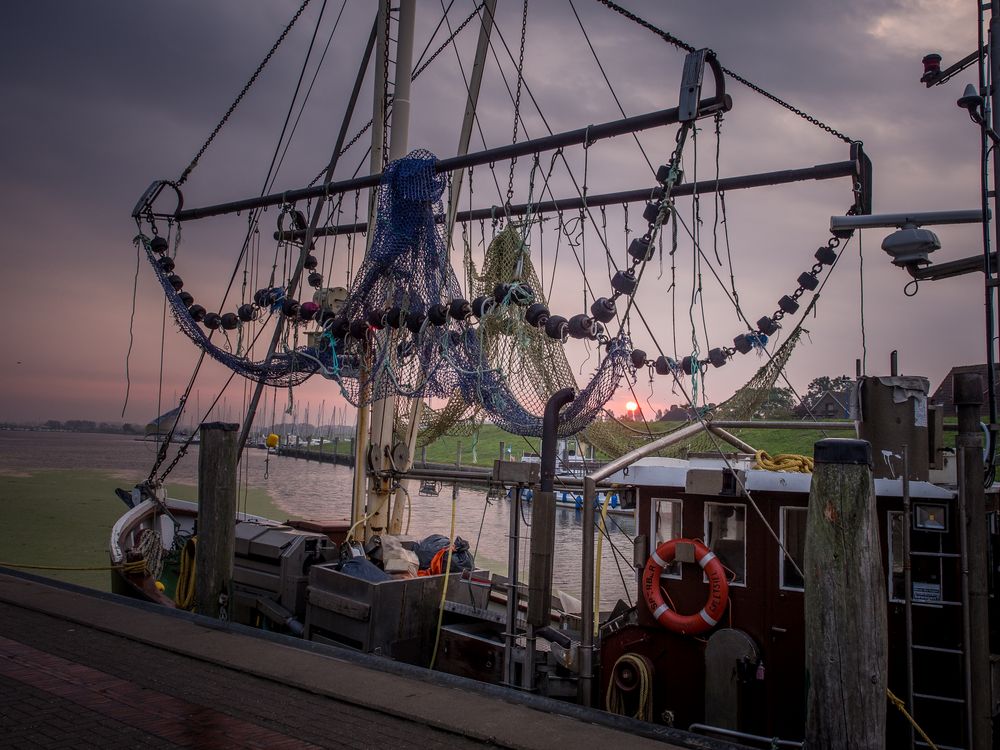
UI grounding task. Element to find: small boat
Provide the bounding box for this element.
[509,486,629,515]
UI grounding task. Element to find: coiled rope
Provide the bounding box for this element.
[754,449,813,474]
[605,653,653,721]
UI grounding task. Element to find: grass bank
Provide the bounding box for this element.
[304,421,858,466]
[0,469,288,592]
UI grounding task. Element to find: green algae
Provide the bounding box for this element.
[0,469,292,592]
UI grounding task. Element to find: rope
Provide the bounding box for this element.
[593,0,857,144]
[593,486,614,635]
[0,561,147,573]
[887,688,939,750]
[176,0,314,185]
[605,653,653,721]
[754,449,814,474]
[136,529,164,581]
[175,537,197,610]
[429,485,458,669]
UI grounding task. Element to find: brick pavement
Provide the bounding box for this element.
[0,603,484,749]
[0,572,719,750]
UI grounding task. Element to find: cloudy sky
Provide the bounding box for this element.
[0,0,988,427]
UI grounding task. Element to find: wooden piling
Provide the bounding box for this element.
[195,422,239,619]
[804,438,887,749]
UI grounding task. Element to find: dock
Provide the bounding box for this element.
[0,569,737,750]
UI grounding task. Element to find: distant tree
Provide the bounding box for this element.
[43,420,62,430]
[64,420,97,432]
[660,404,691,421]
[122,423,139,434]
[805,375,851,404]
[757,387,796,418]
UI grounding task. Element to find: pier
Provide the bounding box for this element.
[0,569,732,750]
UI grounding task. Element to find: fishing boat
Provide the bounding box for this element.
[112,2,1000,747]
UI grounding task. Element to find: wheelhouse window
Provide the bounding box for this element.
[779,507,807,591]
[704,502,746,586]
[652,498,683,578]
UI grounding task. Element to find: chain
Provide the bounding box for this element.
[631,232,843,377]
[593,0,856,145]
[381,0,391,167]
[177,0,314,186]
[506,0,529,204]
[413,2,484,79]
[307,3,485,189]
[155,436,195,485]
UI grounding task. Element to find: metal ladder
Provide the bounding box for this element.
[903,480,971,750]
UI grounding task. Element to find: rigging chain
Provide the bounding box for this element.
[177,0,314,186]
[307,1,485,189]
[505,0,529,206]
[593,0,857,145]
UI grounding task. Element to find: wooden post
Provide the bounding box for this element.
[421,445,427,467]
[195,422,239,619]
[456,441,462,469]
[954,372,993,749]
[805,438,887,749]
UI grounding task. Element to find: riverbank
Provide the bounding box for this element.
[0,468,293,591]
[292,420,857,467]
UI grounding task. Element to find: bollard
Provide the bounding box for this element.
[805,438,887,749]
[196,422,239,619]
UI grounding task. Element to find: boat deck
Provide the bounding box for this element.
[0,569,734,750]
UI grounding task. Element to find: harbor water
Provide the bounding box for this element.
[0,431,635,608]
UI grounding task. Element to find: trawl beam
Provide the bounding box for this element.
[275,159,858,240]
[174,95,731,222]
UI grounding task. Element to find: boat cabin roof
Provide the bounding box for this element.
[607,456,954,500]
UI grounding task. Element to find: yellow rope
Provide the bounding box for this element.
[886,688,939,750]
[175,537,197,610]
[605,653,653,721]
[0,561,147,573]
[754,449,814,473]
[429,486,458,669]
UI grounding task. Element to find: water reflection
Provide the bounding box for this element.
[0,431,635,607]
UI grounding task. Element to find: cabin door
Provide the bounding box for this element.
[763,503,808,741]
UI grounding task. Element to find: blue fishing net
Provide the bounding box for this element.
[150,150,631,437]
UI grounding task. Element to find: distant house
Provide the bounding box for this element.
[931,364,999,416]
[807,389,852,418]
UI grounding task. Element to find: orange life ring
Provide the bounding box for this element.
[641,538,729,635]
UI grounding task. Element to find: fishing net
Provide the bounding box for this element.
[143,239,318,387]
[148,149,806,448]
[583,320,808,458]
[398,224,631,444]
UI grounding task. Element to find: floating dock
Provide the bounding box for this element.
[0,569,738,749]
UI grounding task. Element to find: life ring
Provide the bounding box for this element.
[641,538,729,635]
